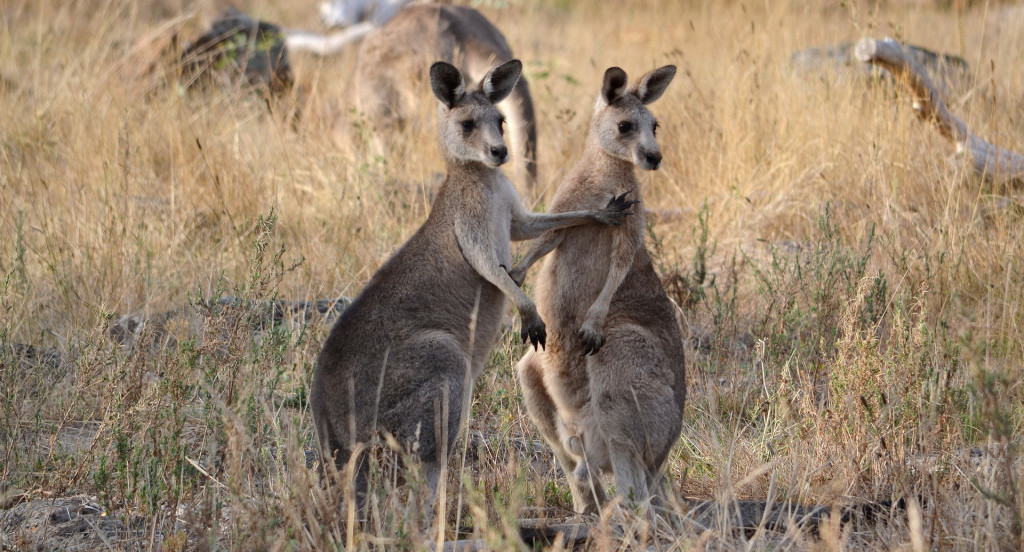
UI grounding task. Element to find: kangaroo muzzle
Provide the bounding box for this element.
[488,144,509,166]
[637,147,662,171]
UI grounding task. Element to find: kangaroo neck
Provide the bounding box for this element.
[577,141,641,193]
[443,157,501,188]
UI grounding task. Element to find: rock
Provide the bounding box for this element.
[179,8,293,96]
[0,495,133,552]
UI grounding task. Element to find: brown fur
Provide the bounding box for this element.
[311,60,631,511]
[353,3,538,191]
[510,65,686,514]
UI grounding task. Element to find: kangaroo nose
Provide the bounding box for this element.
[645,151,662,168]
[491,145,508,161]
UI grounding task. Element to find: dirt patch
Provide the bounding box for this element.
[1,494,148,551]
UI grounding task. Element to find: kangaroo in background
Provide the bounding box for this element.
[311,59,633,511]
[352,3,538,192]
[509,65,686,514]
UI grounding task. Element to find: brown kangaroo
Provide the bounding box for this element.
[310,59,633,511]
[352,3,538,192]
[509,65,686,514]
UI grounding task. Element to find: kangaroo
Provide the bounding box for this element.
[509,65,686,514]
[310,59,633,511]
[351,3,538,192]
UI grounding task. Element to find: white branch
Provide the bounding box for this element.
[855,37,1024,184]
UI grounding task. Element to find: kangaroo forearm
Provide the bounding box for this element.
[513,231,562,272]
[510,210,597,241]
[588,232,637,318]
[506,231,563,287]
[488,266,534,313]
[590,262,630,316]
[458,235,535,314]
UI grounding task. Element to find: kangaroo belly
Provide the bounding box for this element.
[315,228,504,403]
[536,227,614,332]
[539,350,590,417]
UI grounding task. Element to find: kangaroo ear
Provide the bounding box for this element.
[632,65,676,105]
[600,67,628,105]
[430,61,466,108]
[480,59,521,104]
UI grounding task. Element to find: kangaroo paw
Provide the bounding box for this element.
[507,264,528,287]
[521,311,547,351]
[595,192,640,226]
[578,324,606,355]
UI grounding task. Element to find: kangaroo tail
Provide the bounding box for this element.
[283,22,374,56]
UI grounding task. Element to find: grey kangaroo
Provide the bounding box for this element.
[352,3,538,191]
[509,65,686,514]
[311,59,633,510]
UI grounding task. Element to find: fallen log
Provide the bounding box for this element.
[439,498,898,550]
[682,497,889,537]
[854,37,1024,184]
[789,42,970,97]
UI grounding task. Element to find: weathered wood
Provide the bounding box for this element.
[683,498,862,536]
[789,42,970,97]
[441,518,589,551]
[284,23,374,56]
[517,517,590,547]
[440,498,894,551]
[854,37,1024,184]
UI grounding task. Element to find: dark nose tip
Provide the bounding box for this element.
[491,145,508,160]
[646,151,662,167]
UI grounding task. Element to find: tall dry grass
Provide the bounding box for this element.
[2,0,1023,550]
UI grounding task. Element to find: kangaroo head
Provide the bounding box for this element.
[430,59,522,168]
[590,65,676,171]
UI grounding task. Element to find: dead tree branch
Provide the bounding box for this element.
[854,37,1024,184]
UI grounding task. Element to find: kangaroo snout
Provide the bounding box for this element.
[639,149,662,170]
[489,144,509,165]
[643,150,659,170]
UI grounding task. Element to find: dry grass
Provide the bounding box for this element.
[2,0,1024,550]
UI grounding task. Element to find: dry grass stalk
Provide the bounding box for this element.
[2,1,1023,550]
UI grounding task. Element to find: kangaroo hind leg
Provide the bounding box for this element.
[517,351,604,514]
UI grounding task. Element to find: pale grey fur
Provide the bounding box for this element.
[352,3,538,192]
[310,60,631,513]
[510,65,686,514]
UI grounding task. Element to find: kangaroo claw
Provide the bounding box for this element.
[507,265,528,287]
[521,313,547,351]
[596,192,640,226]
[578,326,606,355]
[606,191,641,212]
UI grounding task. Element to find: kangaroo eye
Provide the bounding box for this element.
[461,120,475,132]
[617,121,634,134]
[652,122,660,136]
